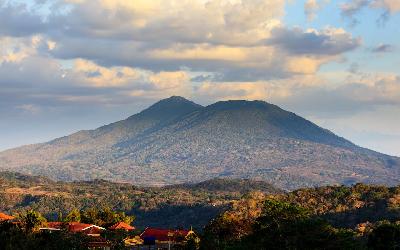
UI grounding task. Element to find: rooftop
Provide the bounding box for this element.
[140,228,192,242]
[0,212,15,221]
[109,221,135,231]
[40,222,105,233]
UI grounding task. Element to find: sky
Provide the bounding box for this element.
[0,0,399,156]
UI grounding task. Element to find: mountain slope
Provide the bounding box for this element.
[0,97,399,190]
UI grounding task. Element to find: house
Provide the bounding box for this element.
[124,236,144,247]
[68,222,105,236]
[108,221,135,231]
[40,222,106,236]
[140,227,198,247]
[40,222,111,249]
[0,212,15,222]
[39,222,63,232]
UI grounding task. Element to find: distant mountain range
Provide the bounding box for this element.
[0,96,399,190]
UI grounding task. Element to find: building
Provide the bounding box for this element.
[140,227,198,249]
[40,222,111,249]
[108,221,135,231]
[39,222,63,232]
[0,212,15,222]
[40,222,106,236]
[124,236,144,247]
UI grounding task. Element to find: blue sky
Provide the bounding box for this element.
[0,0,399,156]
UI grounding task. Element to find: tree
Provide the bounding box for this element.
[81,208,99,225]
[18,210,47,233]
[242,199,362,250]
[81,207,135,227]
[64,208,81,222]
[185,233,200,250]
[368,222,400,249]
[244,199,310,249]
[0,221,27,250]
[201,192,265,250]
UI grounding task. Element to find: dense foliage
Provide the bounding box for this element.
[0,217,91,250]
[0,172,280,230]
[62,207,134,227]
[237,200,360,250]
[202,185,400,250]
[1,171,400,249]
[278,183,400,228]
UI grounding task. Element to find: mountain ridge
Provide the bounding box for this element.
[0,96,399,190]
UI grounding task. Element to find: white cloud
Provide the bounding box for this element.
[0,0,363,82]
[0,35,194,110]
[340,0,400,25]
[0,36,40,63]
[49,0,284,46]
[304,0,330,21]
[70,59,139,87]
[267,26,362,55]
[0,1,46,37]
[371,0,400,13]
[371,43,395,53]
[192,72,400,117]
[16,104,41,114]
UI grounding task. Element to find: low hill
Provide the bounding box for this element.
[2,171,400,236]
[0,96,399,190]
[0,172,280,230]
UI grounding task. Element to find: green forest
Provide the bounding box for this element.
[202,191,400,249]
[1,172,400,249]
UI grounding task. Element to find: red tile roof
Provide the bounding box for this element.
[40,222,105,234]
[67,222,94,232]
[81,225,104,236]
[109,221,135,231]
[44,222,63,230]
[0,212,15,221]
[140,228,191,242]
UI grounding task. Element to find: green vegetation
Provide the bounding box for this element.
[367,222,400,249]
[278,183,400,228]
[0,209,136,250]
[1,97,398,190]
[64,208,81,222]
[200,183,400,249]
[0,215,90,250]
[237,200,360,249]
[1,172,400,249]
[18,210,47,233]
[0,172,280,230]
[61,207,134,228]
[203,196,400,249]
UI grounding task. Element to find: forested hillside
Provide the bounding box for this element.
[2,172,400,248]
[0,172,281,230]
[2,171,400,231]
[203,184,400,249]
[1,97,399,190]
